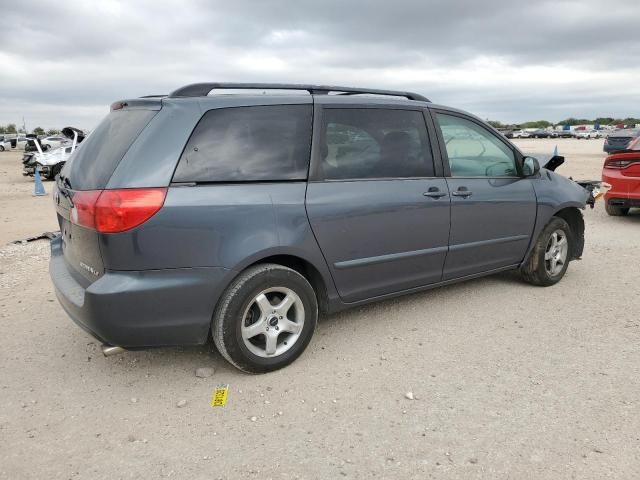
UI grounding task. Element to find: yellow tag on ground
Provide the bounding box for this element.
[211,384,229,407]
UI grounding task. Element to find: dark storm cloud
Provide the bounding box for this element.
[1,0,639,128]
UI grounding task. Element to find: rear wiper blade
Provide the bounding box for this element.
[58,173,72,190]
[57,174,73,198]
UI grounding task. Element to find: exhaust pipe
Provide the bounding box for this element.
[101,344,125,357]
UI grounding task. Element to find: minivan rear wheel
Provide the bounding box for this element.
[520,217,573,286]
[212,264,318,373]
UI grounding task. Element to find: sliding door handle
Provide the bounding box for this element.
[423,191,448,199]
[452,187,472,198]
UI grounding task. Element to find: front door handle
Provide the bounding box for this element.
[452,186,472,198]
[423,187,448,199]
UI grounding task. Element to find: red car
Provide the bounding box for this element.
[602,137,640,216]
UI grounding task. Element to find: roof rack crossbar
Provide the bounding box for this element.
[168,83,429,102]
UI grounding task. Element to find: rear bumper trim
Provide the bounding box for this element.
[49,236,230,347]
[607,197,640,208]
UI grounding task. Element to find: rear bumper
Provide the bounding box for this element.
[606,197,640,208]
[49,236,229,347]
[603,169,640,207]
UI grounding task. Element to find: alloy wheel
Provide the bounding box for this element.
[544,229,568,277]
[241,287,305,358]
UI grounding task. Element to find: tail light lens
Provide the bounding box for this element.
[71,188,167,233]
[604,159,637,169]
[71,191,101,230]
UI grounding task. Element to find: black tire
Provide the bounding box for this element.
[212,264,318,373]
[0,145,4,152]
[520,217,573,287]
[605,203,629,216]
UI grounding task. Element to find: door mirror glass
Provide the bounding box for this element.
[522,156,540,176]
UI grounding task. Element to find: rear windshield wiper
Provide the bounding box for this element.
[58,173,72,190]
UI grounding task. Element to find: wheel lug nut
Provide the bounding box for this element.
[275,326,279,331]
[279,316,283,319]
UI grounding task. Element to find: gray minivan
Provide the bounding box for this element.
[50,83,591,373]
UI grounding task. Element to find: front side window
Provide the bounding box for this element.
[319,109,434,180]
[173,104,312,183]
[436,113,518,177]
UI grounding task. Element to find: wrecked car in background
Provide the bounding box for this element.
[24,134,48,152]
[23,127,85,180]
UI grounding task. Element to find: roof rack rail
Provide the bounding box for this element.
[168,83,429,102]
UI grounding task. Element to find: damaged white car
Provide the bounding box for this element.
[22,127,85,180]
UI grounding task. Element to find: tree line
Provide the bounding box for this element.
[0,124,61,135]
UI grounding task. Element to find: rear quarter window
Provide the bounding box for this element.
[173,104,312,183]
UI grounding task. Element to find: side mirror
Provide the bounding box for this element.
[522,156,540,177]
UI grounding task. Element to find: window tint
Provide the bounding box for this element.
[64,108,158,190]
[173,105,312,183]
[320,109,434,180]
[435,113,517,177]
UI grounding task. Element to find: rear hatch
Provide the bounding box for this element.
[54,104,160,284]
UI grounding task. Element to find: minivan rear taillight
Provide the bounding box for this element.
[71,188,167,233]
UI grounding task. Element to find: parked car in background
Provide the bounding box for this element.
[555,130,577,138]
[576,130,602,139]
[512,130,531,138]
[497,128,514,138]
[9,136,28,149]
[0,135,11,151]
[41,135,68,150]
[25,135,47,152]
[602,137,640,216]
[604,129,640,153]
[50,82,598,373]
[531,129,553,138]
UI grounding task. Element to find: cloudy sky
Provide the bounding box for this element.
[1,0,639,130]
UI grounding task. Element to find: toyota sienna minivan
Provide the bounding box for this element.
[50,82,592,373]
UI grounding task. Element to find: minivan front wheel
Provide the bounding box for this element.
[520,217,573,286]
[212,264,318,373]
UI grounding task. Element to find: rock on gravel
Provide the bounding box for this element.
[176,399,188,408]
[195,367,215,378]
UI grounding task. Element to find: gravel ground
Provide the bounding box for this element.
[0,139,639,479]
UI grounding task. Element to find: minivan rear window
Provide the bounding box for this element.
[63,109,158,190]
[173,105,312,183]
